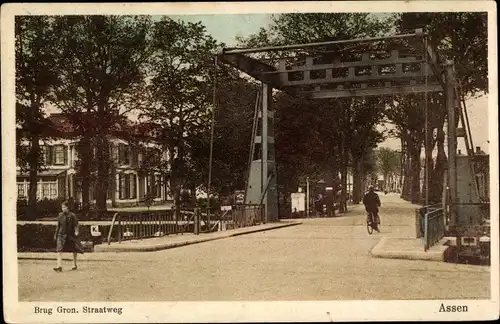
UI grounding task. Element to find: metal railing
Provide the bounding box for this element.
[107,210,196,245]
[423,207,445,251]
[106,204,264,244]
[416,203,442,238]
[212,204,264,231]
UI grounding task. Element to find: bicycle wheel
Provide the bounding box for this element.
[366,213,373,234]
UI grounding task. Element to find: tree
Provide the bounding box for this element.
[141,17,218,219]
[189,68,260,199]
[51,16,153,213]
[15,16,59,215]
[375,147,401,191]
[348,104,386,203]
[393,12,488,204]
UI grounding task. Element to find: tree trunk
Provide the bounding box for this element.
[432,127,447,203]
[329,169,336,217]
[402,155,412,200]
[174,183,181,221]
[409,137,422,204]
[352,159,362,204]
[95,135,110,213]
[110,164,117,208]
[422,133,436,205]
[399,137,406,192]
[340,148,349,212]
[338,152,347,213]
[27,134,40,219]
[79,135,92,216]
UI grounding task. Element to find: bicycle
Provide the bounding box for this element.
[366,211,380,234]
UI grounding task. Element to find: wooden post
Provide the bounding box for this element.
[446,60,461,254]
[446,61,457,228]
[193,208,200,235]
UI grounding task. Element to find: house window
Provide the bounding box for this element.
[17,183,25,198]
[42,146,51,165]
[36,181,58,200]
[42,183,50,197]
[50,183,57,197]
[119,174,137,199]
[146,174,161,198]
[54,145,66,165]
[118,144,131,166]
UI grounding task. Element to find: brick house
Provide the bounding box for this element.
[16,113,172,207]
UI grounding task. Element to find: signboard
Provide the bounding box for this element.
[291,192,306,212]
[234,190,245,204]
[90,225,101,237]
[221,205,232,211]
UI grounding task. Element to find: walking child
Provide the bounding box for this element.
[53,201,84,272]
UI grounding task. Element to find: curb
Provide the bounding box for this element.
[95,221,302,252]
[228,222,301,237]
[18,222,302,258]
[370,237,450,262]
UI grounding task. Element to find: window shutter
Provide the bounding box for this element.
[51,146,56,165]
[126,146,131,165]
[155,174,161,198]
[119,174,124,199]
[131,146,137,166]
[41,146,47,164]
[44,146,50,165]
[118,144,124,165]
[63,146,68,165]
[131,174,137,199]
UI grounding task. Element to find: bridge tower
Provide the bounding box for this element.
[244,83,279,222]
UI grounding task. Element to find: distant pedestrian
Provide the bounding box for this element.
[53,201,84,272]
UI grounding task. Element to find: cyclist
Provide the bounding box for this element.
[363,185,381,232]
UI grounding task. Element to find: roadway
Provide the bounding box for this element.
[18,193,490,301]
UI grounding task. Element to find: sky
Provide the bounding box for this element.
[163,14,273,47]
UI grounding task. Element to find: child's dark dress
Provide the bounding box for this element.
[56,211,84,253]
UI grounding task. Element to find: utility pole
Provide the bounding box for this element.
[306,177,310,217]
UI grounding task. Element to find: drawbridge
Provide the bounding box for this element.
[216,29,489,253]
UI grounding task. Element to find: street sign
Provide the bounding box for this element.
[90,225,101,237]
[291,192,306,212]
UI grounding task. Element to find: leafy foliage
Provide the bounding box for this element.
[50,15,154,211]
[137,18,220,214]
[15,16,60,207]
[397,12,488,97]
[375,147,401,186]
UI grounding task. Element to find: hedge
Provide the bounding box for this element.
[17,223,111,252]
[17,198,220,221]
[17,221,206,252]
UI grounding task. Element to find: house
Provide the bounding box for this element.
[16,113,172,207]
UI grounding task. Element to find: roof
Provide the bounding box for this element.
[46,113,162,140]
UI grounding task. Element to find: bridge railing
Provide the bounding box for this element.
[415,204,442,239]
[107,210,196,245]
[106,205,264,244]
[213,204,264,231]
[423,207,446,251]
